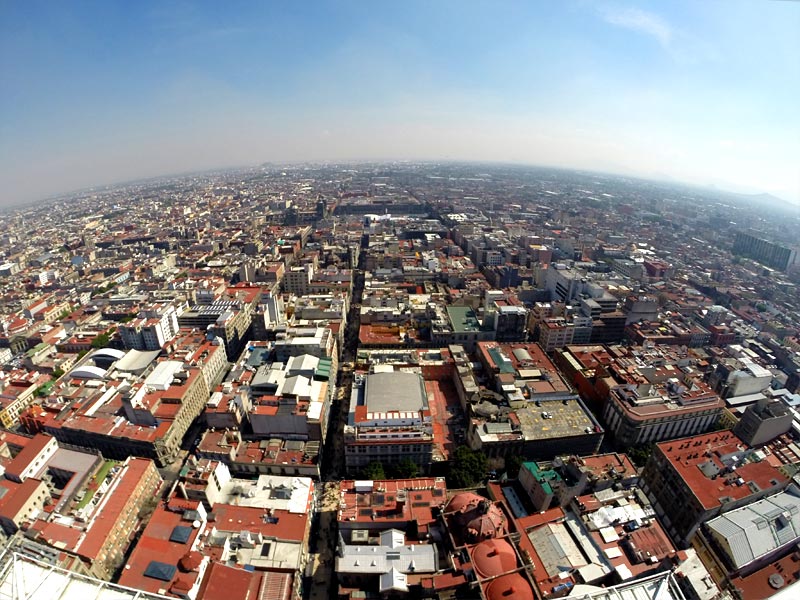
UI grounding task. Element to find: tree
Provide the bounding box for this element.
[362,461,386,480]
[91,327,116,349]
[447,446,488,489]
[504,454,524,479]
[626,443,654,468]
[391,459,419,479]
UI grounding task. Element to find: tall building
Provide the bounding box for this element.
[733,231,799,271]
[119,302,180,351]
[344,371,434,473]
[733,397,793,447]
[641,431,789,546]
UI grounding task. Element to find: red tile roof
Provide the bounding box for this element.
[656,431,788,510]
[118,501,204,593]
[338,478,447,530]
[5,433,54,479]
[196,562,264,600]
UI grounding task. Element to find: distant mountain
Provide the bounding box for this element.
[724,190,799,212]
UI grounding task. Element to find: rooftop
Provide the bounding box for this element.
[656,431,789,510]
[515,397,599,442]
[338,478,447,531]
[364,371,428,414]
[0,550,173,600]
[446,306,484,333]
[706,483,800,569]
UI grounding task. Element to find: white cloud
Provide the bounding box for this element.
[601,6,673,48]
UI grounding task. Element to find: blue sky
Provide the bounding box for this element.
[1,0,799,205]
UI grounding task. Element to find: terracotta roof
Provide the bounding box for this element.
[485,573,535,600]
[470,538,517,579]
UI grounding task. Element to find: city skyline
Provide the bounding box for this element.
[2,0,799,207]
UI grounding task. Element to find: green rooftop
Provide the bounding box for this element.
[315,357,333,380]
[522,461,562,495]
[488,347,516,374]
[25,343,49,358]
[77,459,118,509]
[446,306,489,333]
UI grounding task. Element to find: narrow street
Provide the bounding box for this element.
[304,256,366,599]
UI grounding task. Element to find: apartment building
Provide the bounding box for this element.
[119,302,180,351]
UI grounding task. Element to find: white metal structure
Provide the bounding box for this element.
[0,550,171,600]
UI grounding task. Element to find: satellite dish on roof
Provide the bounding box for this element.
[192,520,201,528]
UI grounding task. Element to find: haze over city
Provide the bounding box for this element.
[1,0,799,206]
[3,4,800,598]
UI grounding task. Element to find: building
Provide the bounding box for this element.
[27,457,162,580]
[733,231,799,272]
[466,342,603,460]
[537,316,592,351]
[344,371,434,474]
[283,265,313,295]
[711,357,773,400]
[0,369,53,428]
[604,380,724,448]
[119,303,181,351]
[27,361,211,467]
[177,286,260,357]
[167,331,229,392]
[273,326,338,364]
[733,397,793,447]
[0,477,51,535]
[117,498,211,599]
[336,529,438,596]
[519,453,638,512]
[248,354,332,444]
[693,484,800,594]
[641,431,790,546]
[0,548,174,600]
[337,477,447,539]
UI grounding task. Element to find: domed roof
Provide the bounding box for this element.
[486,573,535,600]
[467,503,507,541]
[471,539,517,579]
[446,492,484,513]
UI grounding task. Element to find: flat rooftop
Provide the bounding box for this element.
[516,398,599,441]
[656,431,789,510]
[364,371,428,413]
[446,306,484,333]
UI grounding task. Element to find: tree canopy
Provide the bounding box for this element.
[447,446,488,488]
[362,461,386,480]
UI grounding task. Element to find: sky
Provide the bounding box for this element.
[1,0,799,206]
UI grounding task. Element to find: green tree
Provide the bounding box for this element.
[90,327,116,349]
[447,446,488,489]
[504,454,524,479]
[626,443,654,468]
[362,461,386,480]
[391,459,419,479]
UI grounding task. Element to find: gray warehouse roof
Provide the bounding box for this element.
[706,484,800,569]
[364,371,428,413]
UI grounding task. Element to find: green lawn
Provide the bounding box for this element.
[76,459,117,509]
